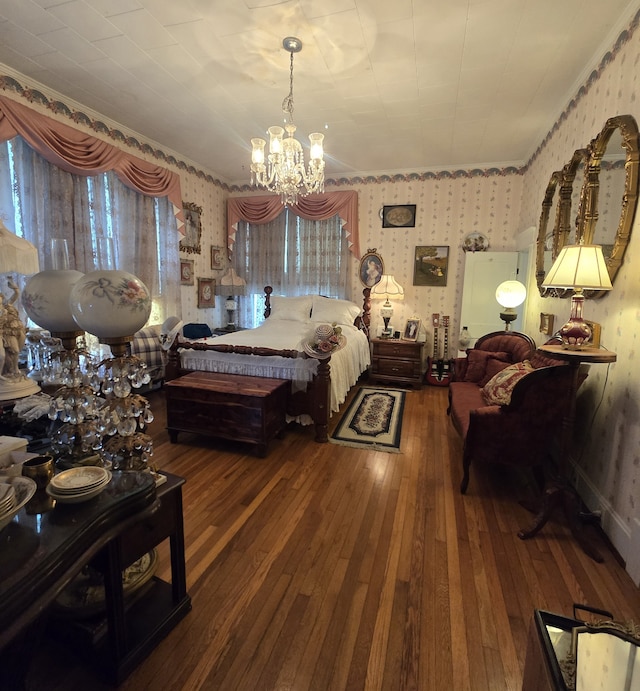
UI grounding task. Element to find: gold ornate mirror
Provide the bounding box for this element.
[535,170,565,297]
[536,114,640,298]
[580,114,639,296]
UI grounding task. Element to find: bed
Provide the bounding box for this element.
[166,287,372,442]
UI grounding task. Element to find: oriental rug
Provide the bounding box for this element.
[330,387,406,453]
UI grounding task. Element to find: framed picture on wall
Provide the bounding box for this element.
[197,277,216,308]
[413,246,449,286]
[381,204,416,228]
[180,258,194,286]
[359,249,384,287]
[180,201,202,254]
[211,245,224,270]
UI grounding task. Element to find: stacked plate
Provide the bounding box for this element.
[0,475,37,530]
[46,466,112,504]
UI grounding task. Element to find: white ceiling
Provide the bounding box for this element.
[0,0,638,185]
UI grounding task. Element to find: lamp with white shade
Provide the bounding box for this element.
[0,221,41,400]
[370,275,404,338]
[495,280,527,331]
[542,243,612,349]
[215,268,247,330]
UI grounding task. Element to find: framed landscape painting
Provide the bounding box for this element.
[413,246,449,286]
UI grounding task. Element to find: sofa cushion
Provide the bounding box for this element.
[479,356,513,387]
[482,360,535,405]
[463,349,511,383]
[448,381,492,438]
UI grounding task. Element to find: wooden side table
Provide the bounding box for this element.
[518,344,616,561]
[370,338,424,388]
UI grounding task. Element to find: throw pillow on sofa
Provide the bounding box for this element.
[482,360,535,405]
[464,349,511,383]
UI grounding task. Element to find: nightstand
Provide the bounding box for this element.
[370,338,424,388]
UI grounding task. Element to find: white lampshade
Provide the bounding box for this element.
[69,270,151,343]
[0,221,39,275]
[370,275,405,301]
[22,269,85,333]
[215,268,247,296]
[542,244,612,291]
[495,280,527,308]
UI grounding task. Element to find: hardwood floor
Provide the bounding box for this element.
[29,381,640,690]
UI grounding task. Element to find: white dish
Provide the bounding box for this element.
[50,466,109,493]
[0,475,37,531]
[46,471,111,504]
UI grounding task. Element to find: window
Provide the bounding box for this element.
[233,209,352,327]
[0,136,179,325]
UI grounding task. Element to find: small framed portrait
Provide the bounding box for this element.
[180,201,202,254]
[211,245,224,270]
[359,249,384,288]
[413,245,449,286]
[403,318,421,341]
[539,312,555,336]
[180,258,194,286]
[197,277,216,308]
[381,204,416,228]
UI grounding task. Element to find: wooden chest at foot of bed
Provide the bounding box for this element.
[164,372,289,457]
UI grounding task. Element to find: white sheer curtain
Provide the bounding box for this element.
[232,209,352,327]
[0,137,179,325]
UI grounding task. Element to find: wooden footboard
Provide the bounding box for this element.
[165,286,371,443]
[165,341,331,442]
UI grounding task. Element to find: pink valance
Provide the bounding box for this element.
[227,190,360,258]
[0,95,184,232]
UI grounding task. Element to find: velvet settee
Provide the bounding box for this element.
[447,331,577,494]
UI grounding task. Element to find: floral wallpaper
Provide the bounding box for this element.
[2,7,640,581]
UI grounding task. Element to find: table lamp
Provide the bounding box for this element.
[542,243,612,349]
[495,280,527,330]
[0,222,41,400]
[215,268,246,330]
[370,275,404,337]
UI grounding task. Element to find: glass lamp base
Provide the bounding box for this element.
[560,293,592,349]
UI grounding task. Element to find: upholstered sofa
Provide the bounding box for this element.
[447,331,578,494]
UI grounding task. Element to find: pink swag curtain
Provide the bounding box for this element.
[0,95,184,232]
[227,190,360,259]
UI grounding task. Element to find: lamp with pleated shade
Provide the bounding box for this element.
[542,243,612,349]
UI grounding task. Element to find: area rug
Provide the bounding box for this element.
[330,387,406,453]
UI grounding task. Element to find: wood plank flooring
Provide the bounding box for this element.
[28,382,640,690]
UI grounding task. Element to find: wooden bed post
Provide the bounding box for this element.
[264,286,273,319]
[313,357,331,443]
[165,339,180,381]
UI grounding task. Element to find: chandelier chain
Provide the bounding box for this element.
[282,49,295,123]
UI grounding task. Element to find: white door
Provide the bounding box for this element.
[459,252,521,347]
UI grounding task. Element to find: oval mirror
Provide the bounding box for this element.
[581,114,640,297]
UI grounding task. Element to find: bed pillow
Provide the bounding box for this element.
[463,350,511,383]
[311,295,361,326]
[269,295,313,322]
[482,360,535,406]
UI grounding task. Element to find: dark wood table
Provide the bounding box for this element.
[0,470,191,685]
[518,345,616,561]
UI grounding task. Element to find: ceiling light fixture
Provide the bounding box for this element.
[250,37,325,206]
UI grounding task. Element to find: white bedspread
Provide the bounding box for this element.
[179,320,371,418]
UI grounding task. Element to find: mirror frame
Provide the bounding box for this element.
[536,114,640,298]
[536,170,562,297]
[581,114,640,297]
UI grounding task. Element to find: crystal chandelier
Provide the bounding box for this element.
[250,36,325,206]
